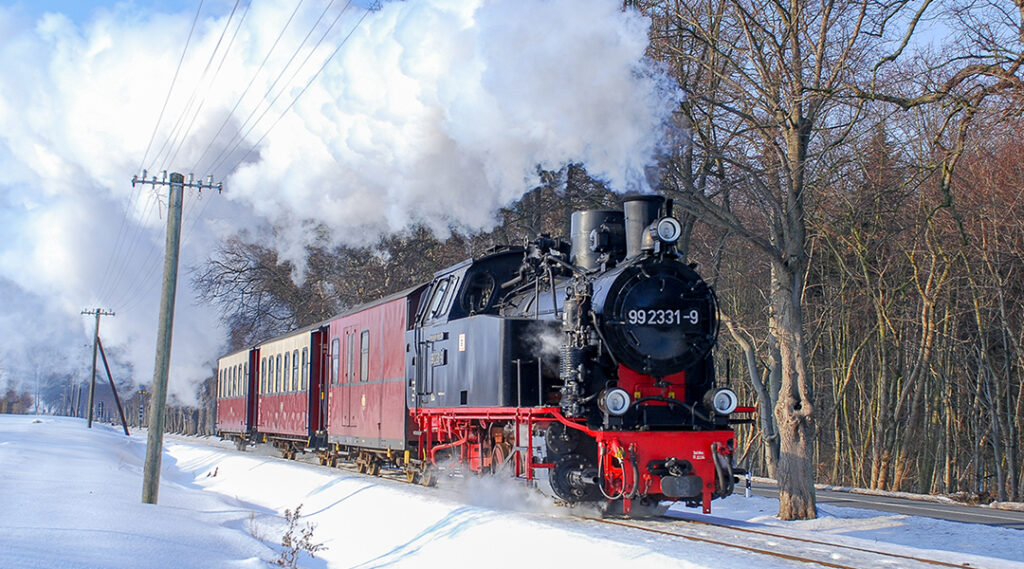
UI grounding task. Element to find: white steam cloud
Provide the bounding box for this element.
[0,0,679,405]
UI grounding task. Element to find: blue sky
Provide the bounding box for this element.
[4,0,200,22]
[4,0,382,24]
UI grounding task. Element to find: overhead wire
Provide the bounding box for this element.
[184,1,369,256]
[114,1,374,314]
[109,1,242,313]
[149,0,245,175]
[191,0,307,175]
[223,5,368,175]
[97,0,206,303]
[204,0,346,175]
[171,1,252,244]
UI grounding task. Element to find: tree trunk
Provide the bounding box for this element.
[770,262,817,520]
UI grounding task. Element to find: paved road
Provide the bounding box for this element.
[745,481,1024,530]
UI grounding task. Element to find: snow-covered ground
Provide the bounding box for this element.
[1,415,1022,569]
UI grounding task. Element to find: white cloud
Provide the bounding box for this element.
[0,0,679,405]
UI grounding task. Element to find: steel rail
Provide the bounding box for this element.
[584,515,976,569]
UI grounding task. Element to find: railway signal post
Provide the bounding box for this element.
[82,308,115,428]
[132,171,221,504]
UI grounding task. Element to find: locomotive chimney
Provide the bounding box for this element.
[570,210,625,271]
[623,195,664,258]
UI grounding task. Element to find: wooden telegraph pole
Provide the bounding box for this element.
[82,308,115,427]
[132,171,220,504]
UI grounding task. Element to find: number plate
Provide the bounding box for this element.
[626,308,700,326]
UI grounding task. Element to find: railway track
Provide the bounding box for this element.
[271,445,1012,568]
[584,514,997,569]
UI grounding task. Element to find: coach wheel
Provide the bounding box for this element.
[406,467,420,484]
[420,467,437,487]
[368,460,381,477]
[234,438,246,451]
[329,455,338,468]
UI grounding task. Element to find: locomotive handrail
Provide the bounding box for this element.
[631,396,712,423]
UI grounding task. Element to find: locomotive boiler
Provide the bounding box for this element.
[217,195,748,515]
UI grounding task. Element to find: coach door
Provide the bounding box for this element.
[341,326,359,427]
[308,328,328,439]
[247,348,260,432]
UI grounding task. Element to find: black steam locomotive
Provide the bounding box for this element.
[402,195,745,513]
[218,195,748,515]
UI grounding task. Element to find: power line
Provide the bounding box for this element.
[99,0,206,303]
[186,3,370,265]
[191,0,308,174]
[206,0,349,175]
[137,1,206,175]
[149,0,246,175]
[223,6,369,175]
[105,1,243,310]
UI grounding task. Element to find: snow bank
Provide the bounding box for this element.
[3,415,1023,569]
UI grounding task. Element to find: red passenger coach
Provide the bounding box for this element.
[322,286,425,472]
[215,347,257,448]
[255,327,322,458]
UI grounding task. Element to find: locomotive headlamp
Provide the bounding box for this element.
[600,388,632,416]
[655,217,682,244]
[705,387,739,415]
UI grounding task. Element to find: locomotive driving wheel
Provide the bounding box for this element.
[550,454,601,503]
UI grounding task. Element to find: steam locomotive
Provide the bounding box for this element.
[216,195,750,514]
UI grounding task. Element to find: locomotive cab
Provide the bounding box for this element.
[406,249,563,410]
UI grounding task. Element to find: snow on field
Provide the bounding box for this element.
[2,415,1022,569]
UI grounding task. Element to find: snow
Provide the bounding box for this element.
[2,415,1022,569]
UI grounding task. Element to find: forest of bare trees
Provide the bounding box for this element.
[630,0,1024,516]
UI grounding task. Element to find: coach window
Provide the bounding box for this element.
[260,358,266,393]
[331,338,340,385]
[292,349,299,391]
[283,352,291,393]
[243,362,248,395]
[230,366,236,397]
[360,330,370,381]
[301,348,309,390]
[268,356,276,394]
[276,354,284,392]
